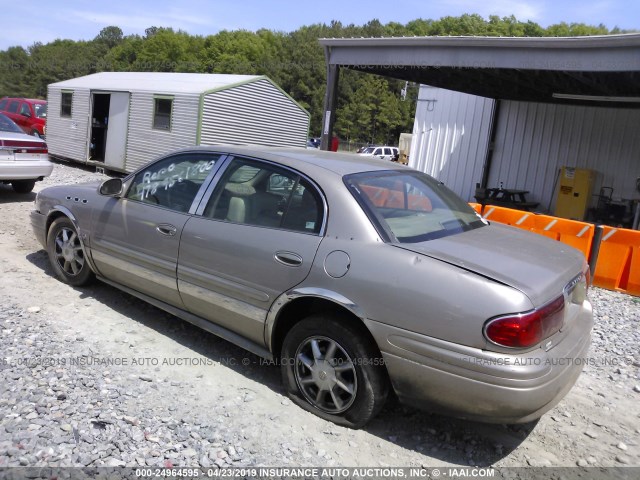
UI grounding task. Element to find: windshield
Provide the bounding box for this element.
[0,113,24,133]
[361,147,376,154]
[345,170,485,243]
[33,103,47,118]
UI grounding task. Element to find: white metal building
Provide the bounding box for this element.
[410,85,640,209]
[47,72,310,173]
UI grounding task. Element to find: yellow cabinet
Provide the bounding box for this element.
[554,167,596,221]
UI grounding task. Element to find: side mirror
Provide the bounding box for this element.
[99,178,123,197]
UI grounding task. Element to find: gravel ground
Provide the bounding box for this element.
[0,161,639,470]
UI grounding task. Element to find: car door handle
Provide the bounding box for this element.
[274,251,303,267]
[156,224,177,236]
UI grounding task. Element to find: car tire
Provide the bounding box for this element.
[281,314,388,428]
[46,217,94,287]
[11,180,36,194]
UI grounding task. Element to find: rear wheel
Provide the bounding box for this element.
[281,314,388,428]
[11,180,36,193]
[46,217,94,286]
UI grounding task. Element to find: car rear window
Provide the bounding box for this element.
[345,170,485,243]
[0,113,24,133]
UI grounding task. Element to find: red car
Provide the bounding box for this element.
[0,97,47,138]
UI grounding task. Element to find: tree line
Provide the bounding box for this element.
[0,15,630,146]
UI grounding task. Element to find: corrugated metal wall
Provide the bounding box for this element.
[411,85,640,209]
[489,101,640,210]
[200,79,309,148]
[124,92,200,172]
[46,86,90,162]
[409,86,494,201]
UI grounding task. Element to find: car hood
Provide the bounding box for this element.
[394,223,584,306]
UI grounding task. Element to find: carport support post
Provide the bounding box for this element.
[321,62,340,150]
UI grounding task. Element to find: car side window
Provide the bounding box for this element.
[0,99,7,110]
[7,101,19,113]
[19,103,30,116]
[383,148,391,156]
[126,153,220,213]
[204,157,323,234]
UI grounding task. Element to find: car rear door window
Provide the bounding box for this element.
[126,153,221,213]
[7,101,19,113]
[203,157,323,234]
[0,99,8,110]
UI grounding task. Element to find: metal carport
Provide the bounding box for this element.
[318,34,640,190]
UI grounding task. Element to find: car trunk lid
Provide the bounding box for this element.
[393,223,585,306]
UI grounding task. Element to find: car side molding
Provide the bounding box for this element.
[97,275,274,360]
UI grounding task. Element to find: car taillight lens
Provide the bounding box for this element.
[484,295,565,349]
[0,139,48,154]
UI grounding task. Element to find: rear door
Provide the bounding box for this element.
[90,152,223,307]
[177,156,325,345]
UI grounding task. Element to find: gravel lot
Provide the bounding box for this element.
[0,162,639,471]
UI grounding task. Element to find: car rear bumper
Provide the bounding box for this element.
[0,160,53,181]
[366,301,593,423]
[30,210,47,248]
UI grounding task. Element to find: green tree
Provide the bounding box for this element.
[0,14,631,143]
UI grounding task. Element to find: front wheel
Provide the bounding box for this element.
[281,314,389,428]
[46,217,94,287]
[11,180,36,193]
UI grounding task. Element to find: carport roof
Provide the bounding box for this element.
[319,34,640,107]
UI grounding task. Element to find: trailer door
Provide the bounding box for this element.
[104,92,130,170]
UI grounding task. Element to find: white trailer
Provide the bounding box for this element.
[46,72,310,173]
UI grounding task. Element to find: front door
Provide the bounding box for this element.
[90,152,223,307]
[104,92,130,170]
[177,156,325,346]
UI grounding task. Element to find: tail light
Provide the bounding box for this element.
[0,139,48,154]
[484,295,565,349]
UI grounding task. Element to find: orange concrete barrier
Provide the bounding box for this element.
[482,205,534,229]
[592,226,640,295]
[529,215,595,258]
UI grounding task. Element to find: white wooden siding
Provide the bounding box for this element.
[409,86,494,201]
[124,92,200,172]
[46,86,90,162]
[200,79,309,148]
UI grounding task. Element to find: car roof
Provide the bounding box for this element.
[2,97,45,103]
[174,145,412,177]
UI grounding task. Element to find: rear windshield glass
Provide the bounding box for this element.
[345,170,485,243]
[0,113,24,133]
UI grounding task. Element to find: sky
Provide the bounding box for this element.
[1,0,638,50]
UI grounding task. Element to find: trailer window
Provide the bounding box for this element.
[153,97,173,131]
[60,92,72,118]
